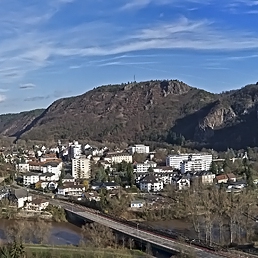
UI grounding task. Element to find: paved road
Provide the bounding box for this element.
[50,199,236,258]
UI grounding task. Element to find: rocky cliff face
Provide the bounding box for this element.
[194,100,237,140]
[1,80,258,150]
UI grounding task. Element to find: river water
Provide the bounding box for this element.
[0,219,82,245]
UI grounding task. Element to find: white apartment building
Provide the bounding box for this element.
[166,153,212,172]
[42,161,62,181]
[72,156,91,179]
[69,141,82,159]
[135,160,157,173]
[16,163,29,173]
[180,159,205,173]
[130,144,150,154]
[104,153,133,164]
[23,172,40,186]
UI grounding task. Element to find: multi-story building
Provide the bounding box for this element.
[23,172,40,186]
[69,141,82,159]
[28,160,63,181]
[139,174,164,192]
[130,144,150,154]
[135,160,157,173]
[104,153,133,164]
[166,153,212,172]
[16,163,29,173]
[72,156,91,179]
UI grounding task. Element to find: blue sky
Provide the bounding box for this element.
[1,0,258,113]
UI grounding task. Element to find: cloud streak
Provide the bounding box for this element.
[19,83,36,89]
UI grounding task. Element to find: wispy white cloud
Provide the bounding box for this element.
[0,1,258,87]
[120,0,210,10]
[19,83,36,89]
[98,61,157,67]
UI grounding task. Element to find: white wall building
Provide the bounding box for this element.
[135,160,157,173]
[105,153,133,164]
[23,172,40,186]
[130,144,150,154]
[166,153,212,172]
[72,156,91,179]
[42,161,62,181]
[139,175,164,192]
[16,163,29,173]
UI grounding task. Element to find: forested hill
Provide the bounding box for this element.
[1,80,258,150]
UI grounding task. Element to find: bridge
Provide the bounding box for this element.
[50,198,237,258]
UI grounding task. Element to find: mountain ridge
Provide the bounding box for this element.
[1,80,258,150]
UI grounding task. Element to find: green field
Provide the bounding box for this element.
[24,244,148,258]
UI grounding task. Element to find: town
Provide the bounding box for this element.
[0,140,252,212]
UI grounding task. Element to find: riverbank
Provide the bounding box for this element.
[0,219,82,245]
[23,244,148,258]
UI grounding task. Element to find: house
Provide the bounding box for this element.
[176,176,190,190]
[16,163,29,173]
[28,198,49,211]
[90,182,103,191]
[194,171,216,185]
[130,200,145,208]
[139,174,164,192]
[39,172,56,182]
[84,191,101,202]
[23,172,40,186]
[130,144,150,154]
[9,189,32,208]
[42,161,62,181]
[227,173,237,182]
[62,174,75,183]
[216,174,229,184]
[103,182,120,191]
[57,183,85,196]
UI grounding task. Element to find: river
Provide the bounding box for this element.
[0,219,82,245]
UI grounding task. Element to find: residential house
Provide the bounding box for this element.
[84,191,101,202]
[227,173,237,182]
[42,161,62,181]
[28,198,49,211]
[194,171,216,185]
[16,163,29,173]
[216,174,229,184]
[139,174,164,192]
[103,182,120,191]
[153,166,174,173]
[175,176,191,190]
[39,172,56,182]
[90,182,102,191]
[130,144,150,154]
[23,172,40,186]
[9,189,32,208]
[130,200,145,208]
[62,174,75,183]
[57,183,85,196]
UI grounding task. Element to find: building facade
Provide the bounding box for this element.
[72,156,91,179]
[166,153,212,172]
[130,144,150,154]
